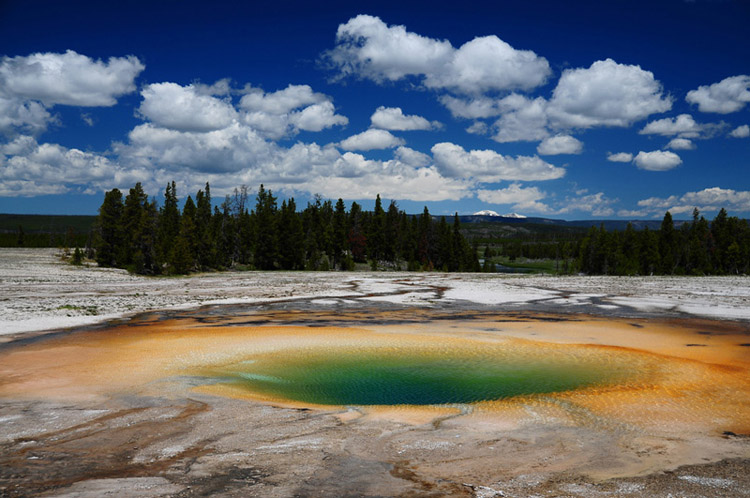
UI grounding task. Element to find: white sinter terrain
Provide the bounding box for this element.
[1,248,748,337]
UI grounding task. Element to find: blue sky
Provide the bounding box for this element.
[0,0,748,218]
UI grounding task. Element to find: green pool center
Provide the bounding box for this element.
[206,341,653,406]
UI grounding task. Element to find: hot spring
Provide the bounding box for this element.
[203,340,657,406]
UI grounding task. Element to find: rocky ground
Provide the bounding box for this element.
[0,248,749,497]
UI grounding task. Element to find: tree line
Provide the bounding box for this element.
[93,182,480,275]
[483,209,749,276]
[575,209,750,275]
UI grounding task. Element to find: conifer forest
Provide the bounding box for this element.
[84,182,750,277]
[93,182,481,274]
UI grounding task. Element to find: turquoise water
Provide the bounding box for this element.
[210,344,643,406]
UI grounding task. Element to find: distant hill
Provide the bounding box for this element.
[0,212,694,235]
[0,213,96,233]
[0,213,95,248]
[457,214,684,232]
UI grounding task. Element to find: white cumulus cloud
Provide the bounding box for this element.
[326,15,550,94]
[339,129,405,151]
[0,50,144,137]
[547,59,672,129]
[0,135,147,196]
[617,209,648,218]
[465,121,489,135]
[394,146,431,167]
[305,152,471,201]
[557,191,616,217]
[633,150,682,171]
[0,97,52,136]
[638,187,750,215]
[138,82,237,132]
[291,101,348,132]
[477,183,548,212]
[686,75,750,113]
[240,84,328,114]
[491,94,549,143]
[238,84,348,139]
[431,142,565,183]
[327,14,453,83]
[423,35,551,94]
[639,114,706,138]
[666,138,696,150]
[121,122,276,174]
[0,50,144,107]
[370,106,438,130]
[607,152,634,162]
[537,134,583,155]
[729,124,749,138]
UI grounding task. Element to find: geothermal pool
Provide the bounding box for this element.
[207,341,653,406]
[2,307,747,435]
[0,307,749,496]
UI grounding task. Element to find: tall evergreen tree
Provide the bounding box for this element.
[640,227,660,275]
[253,184,278,270]
[157,181,180,269]
[658,211,676,274]
[618,222,640,275]
[332,198,348,268]
[278,198,304,270]
[367,194,386,262]
[418,206,432,267]
[171,196,197,273]
[383,200,400,263]
[121,183,149,267]
[95,188,124,267]
[348,201,367,263]
[710,208,731,273]
[195,183,215,269]
[451,213,466,271]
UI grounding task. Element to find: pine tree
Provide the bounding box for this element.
[120,183,148,268]
[95,188,124,267]
[157,181,180,269]
[640,227,660,275]
[435,216,452,271]
[710,208,730,273]
[71,247,83,265]
[332,198,348,268]
[170,196,197,273]
[617,222,640,275]
[658,211,676,274]
[367,194,386,262]
[451,213,466,271]
[418,206,432,267]
[195,183,215,269]
[348,201,367,263]
[253,184,278,270]
[318,198,334,267]
[134,199,158,274]
[383,200,400,264]
[278,198,304,270]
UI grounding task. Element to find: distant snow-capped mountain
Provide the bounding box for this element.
[472,210,527,219]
